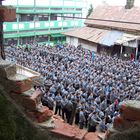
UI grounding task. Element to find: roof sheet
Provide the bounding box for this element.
[62,27,139,47]
[62,26,108,44]
[115,33,139,45]
[99,30,123,46]
[85,5,140,32]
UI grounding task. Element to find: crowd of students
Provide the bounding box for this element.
[5,43,140,132]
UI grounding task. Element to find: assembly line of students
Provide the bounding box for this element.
[5,43,140,132]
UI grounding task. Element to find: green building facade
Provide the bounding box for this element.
[3,0,86,46]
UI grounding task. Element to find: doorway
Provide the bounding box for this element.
[137,40,140,60]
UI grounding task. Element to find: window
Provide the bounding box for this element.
[50,14,57,21]
[76,8,82,11]
[63,14,73,20]
[19,14,34,22]
[38,15,49,21]
[51,8,62,11]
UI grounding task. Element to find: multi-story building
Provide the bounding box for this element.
[2,0,87,46]
[63,0,140,59]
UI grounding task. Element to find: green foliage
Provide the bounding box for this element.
[86,4,93,18]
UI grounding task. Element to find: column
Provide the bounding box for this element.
[48,0,51,45]
[17,0,20,46]
[17,14,20,46]
[48,35,50,46]
[74,0,76,28]
[0,0,5,59]
[34,0,36,41]
[120,45,123,58]
[135,39,138,60]
[48,0,51,33]
[62,0,64,31]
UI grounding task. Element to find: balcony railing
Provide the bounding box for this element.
[3,20,84,38]
[16,6,83,14]
[3,20,83,32]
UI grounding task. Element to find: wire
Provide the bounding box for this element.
[37,14,140,25]
[55,15,140,25]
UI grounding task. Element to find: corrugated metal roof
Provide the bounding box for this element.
[63,27,124,46]
[62,26,108,44]
[99,30,123,46]
[85,5,140,33]
[62,27,139,47]
[115,33,138,45]
[115,33,140,48]
[87,28,108,43]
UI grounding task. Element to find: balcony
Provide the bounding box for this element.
[3,20,84,38]
[16,6,83,14]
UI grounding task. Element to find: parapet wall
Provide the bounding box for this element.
[105,100,140,140]
[0,59,104,140]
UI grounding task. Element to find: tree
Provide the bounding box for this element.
[86,4,93,18]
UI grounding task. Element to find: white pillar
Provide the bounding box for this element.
[135,39,138,60]
[17,14,20,46]
[17,0,20,46]
[34,0,36,41]
[120,45,123,55]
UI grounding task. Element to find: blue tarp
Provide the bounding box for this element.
[99,30,123,47]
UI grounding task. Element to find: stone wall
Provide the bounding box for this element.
[105,100,140,140]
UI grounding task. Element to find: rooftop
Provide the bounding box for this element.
[85,5,140,33]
